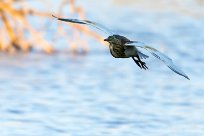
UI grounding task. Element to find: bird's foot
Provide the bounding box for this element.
[134,60,143,69]
[140,61,148,70]
[132,57,148,70]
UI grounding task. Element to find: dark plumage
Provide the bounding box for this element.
[52,15,190,80]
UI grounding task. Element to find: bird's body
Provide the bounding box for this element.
[52,15,190,80]
[109,43,127,58]
[107,35,130,58]
[104,34,149,69]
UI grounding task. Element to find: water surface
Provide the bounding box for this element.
[0,0,204,136]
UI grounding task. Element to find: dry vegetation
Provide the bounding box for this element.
[0,0,103,54]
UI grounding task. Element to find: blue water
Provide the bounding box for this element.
[1,0,204,136]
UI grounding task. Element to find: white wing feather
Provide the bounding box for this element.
[126,41,190,80]
[52,15,113,35]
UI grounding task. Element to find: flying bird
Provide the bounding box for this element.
[52,15,190,80]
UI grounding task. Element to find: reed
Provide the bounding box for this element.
[0,0,103,54]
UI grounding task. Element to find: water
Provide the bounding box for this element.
[1,0,204,136]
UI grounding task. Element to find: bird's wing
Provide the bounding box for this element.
[126,41,190,80]
[52,15,114,35]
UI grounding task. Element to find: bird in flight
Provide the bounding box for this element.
[52,15,190,80]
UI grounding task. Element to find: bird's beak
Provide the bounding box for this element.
[104,38,108,41]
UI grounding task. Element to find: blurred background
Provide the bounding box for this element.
[0,0,204,135]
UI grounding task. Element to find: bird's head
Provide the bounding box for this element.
[104,36,115,43]
[104,35,130,45]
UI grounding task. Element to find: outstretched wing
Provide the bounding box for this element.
[126,41,190,80]
[52,15,114,35]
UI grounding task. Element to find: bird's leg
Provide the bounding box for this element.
[136,55,148,70]
[132,57,142,69]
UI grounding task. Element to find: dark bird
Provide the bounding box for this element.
[52,15,190,80]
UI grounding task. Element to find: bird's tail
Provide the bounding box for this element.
[138,51,149,59]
